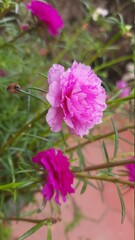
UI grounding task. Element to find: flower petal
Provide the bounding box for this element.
[48,64,65,84]
[46,107,64,132]
[46,61,107,137]
[42,179,54,201]
[32,148,74,205]
[25,1,64,36]
[46,81,62,107]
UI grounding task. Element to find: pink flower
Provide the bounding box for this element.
[32,148,74,205]
[125,161,135,187]
[116,80,130,98]
[46,61,107,137]
[25,0,64,36]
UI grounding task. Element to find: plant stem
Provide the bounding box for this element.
[0,216,61,224]
[0,25,37,49]
[75,173,134,187]
[94,54,132,72]
[73,159,135,172]
[52,16,90,64]
[66,125,134,153]
[19,89,46,104]
[0,109,48,156]
[107,95,135,106]
[26,87,47,93]
[88,31,122,65]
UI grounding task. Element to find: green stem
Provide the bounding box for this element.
[0,25,37,49]
[88,31,122,65]
[73,159,135,172]
[0,216,61,224]
[26,87,47,93]
[0,109,48,156]
[52,16,90,64]
[94,54,132,72]
[66,125,134,153]
[107,95,135,106]
[19,89,46,104]
[75,173,134,187]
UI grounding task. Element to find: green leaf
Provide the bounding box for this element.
[38,73,48,78]
[60,131,68,147]
[47,225,52,240]
[71,166,81,172]
[102,141,111,172]
[116,184,126,224]
[80,180,88,194]
[77,143,85,168]
[23,133,49,142]
[94,55,132,72]
[98,170,119,178]
[8,156,17,202]
[18,221,46,240]
[0,180,34,191]
[119,136,134,146]
[107,94,135,108]
[111,119,119,159]
[87,180,98,190]
[65,207,82,233]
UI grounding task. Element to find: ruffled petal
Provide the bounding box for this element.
[46,81,62,107]
[25,1,64,36]
[46,107,64,132]
[48,64,64,84]
[42,180,54,201]
[46,61,107,137]
[32,149,75,205]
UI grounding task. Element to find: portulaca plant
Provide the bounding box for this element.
[0,0,134,239]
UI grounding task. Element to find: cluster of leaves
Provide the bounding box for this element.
[0,0,134,239]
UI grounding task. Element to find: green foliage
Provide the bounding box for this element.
[111,119,119,159]
[47,225,52,240]
[0,222,11,240]
[65,203,83,233]
[18,221,46,240]
[0,0,134,239]
[116,184,126,224]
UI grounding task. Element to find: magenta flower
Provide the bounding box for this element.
[125,162,135,186]
[116,80,130,98]
[25,0,64,36]
[46,61,107,137]
[32,148,74,205]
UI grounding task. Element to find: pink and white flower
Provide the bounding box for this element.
[46,61,107,137]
